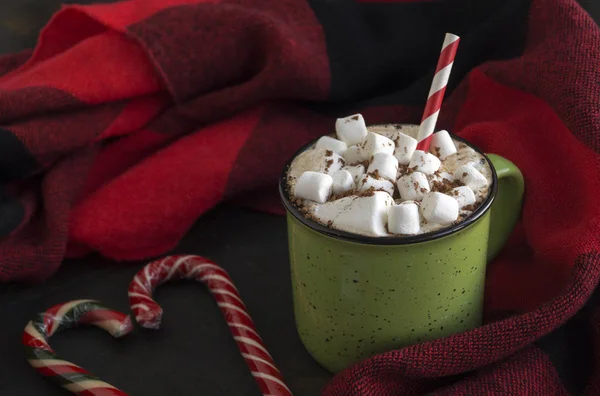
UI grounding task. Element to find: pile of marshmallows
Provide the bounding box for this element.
[293,114,490,236]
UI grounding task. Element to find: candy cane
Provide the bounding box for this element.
[23,299,132,396]
[128,255,292,396]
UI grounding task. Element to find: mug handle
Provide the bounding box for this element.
[485,154,525,261]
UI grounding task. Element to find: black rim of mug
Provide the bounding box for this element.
[278,126,499,245]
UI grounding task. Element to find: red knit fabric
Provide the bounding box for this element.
[0,0,599,393]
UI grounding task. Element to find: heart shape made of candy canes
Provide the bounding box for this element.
[23,255,292,396]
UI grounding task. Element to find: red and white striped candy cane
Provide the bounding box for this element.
[128,255,292,396]
[23,300,132,395]
[415,33,460,152]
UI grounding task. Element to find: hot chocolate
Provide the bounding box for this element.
[286,115,492,237]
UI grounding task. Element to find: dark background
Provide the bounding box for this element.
[0,1,599,396]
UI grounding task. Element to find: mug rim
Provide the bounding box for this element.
[278,125,499,245]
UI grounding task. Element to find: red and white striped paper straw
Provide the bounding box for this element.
[128,255,293,396]
[415,33,460,152]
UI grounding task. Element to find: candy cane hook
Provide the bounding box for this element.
[23,300,132,395]
[128,255,292,396]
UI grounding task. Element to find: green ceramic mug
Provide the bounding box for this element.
[278,128,524,373]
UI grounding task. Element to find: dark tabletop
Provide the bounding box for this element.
[1,1,599,396]
[2,206,330,395]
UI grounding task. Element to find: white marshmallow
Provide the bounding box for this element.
[397,172,430,201]
[343,145,365,165]
[393,133,418,165]
[429,171,454,185]
[408,150,441,174]
[388,201,420,235]
[421,192,459,225]
[316,136,348,155]
[430,130,457,159]
[335,114,368,146]
[288,148,342,179]
[294,171,333,203]
[343,164,366,183]
[322,151,345,174]
[358,175,395,196]
[314,191,394,236]
[451,186,476,208]
[454,164,489,191]
[331,170,355,195]
[361,132,395,158]
[290,148,344,175]
[367,153,398,181]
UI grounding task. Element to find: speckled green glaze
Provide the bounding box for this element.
[283,154,524,373]
[288,212,489,373]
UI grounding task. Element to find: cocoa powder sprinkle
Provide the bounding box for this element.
[305,213,318,222]
[330,189,356,201]
[368,169,381,180]
[359,187,376,197]
[325,159,333,172]
[398,164,410,175]
[430,178,462,194]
